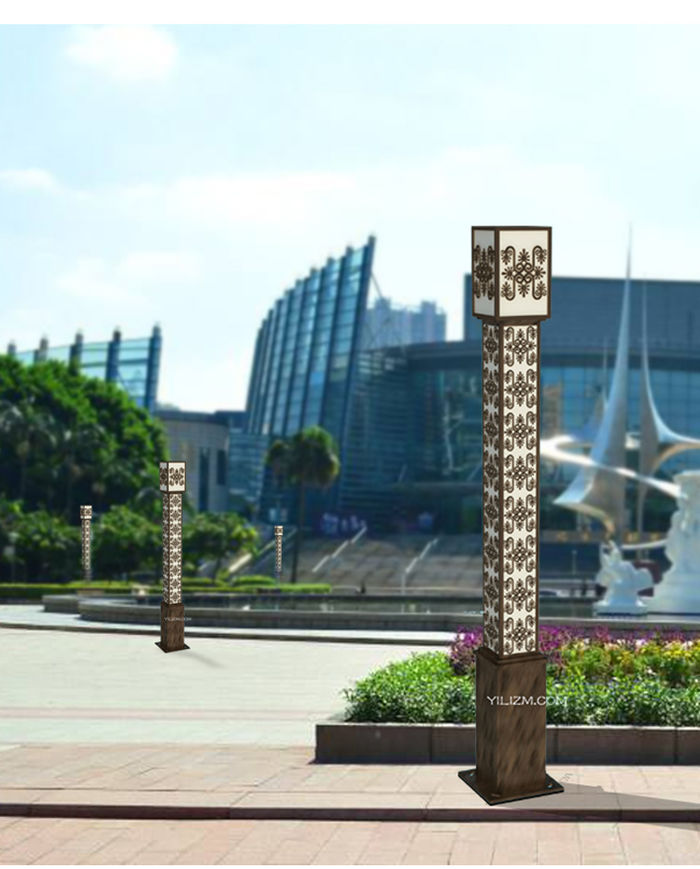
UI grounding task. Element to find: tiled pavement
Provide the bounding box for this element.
[3,627,700,863]
[2,744,700,824]
[0,628,443,745]
[2,817,700,864]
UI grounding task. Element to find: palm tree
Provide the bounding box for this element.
[265,425,340,583]
[0,399,56,505]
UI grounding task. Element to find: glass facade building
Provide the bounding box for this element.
[334,275,700,531]
[244,237,376,518]
[7,326,162,412]
[242,244,700,535]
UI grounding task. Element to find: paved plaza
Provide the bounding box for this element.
[3,817,700,864]
[0,625,435,745]
[2,624,700,864]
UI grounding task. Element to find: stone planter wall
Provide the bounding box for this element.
[316,722,700,765]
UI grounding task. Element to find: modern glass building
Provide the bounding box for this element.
[241,238,700,536]
[243,236,376,518]
[7,326,162,412]
[335,275,700,532]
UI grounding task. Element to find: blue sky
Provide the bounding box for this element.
[1,24,699,411]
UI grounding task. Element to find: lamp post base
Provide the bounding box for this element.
[458,769,564,805]
[157,602,188,653]
[460,646,562,804]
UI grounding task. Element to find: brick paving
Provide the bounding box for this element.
[2,626,700,863]
[1,744,700,823]
[0,627,443,745]
[2,817,700,864]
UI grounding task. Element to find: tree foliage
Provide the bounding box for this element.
[92,505,161,579]
[0,357,168,520]
[183,511,259,577]
[265,425,340,582]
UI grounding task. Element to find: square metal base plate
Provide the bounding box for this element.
[155,642,190,654]
[458,768,564,805]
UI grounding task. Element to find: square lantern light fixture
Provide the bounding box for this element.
[472,227,551,322]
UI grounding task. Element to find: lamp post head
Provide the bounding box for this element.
[159,461,186,493]
[274,525,283,538]
[80,505,92,520]
[472,226,551,323]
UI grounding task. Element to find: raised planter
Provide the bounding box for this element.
[316,722,700,765]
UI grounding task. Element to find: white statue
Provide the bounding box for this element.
[593,541,652,615]
[648,471,700,614]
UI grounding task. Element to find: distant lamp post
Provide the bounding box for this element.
[274,525,284,581]
[4,531,19,583]
[460,226,563,804]
[158,461,189,653]
[79,506,92,583]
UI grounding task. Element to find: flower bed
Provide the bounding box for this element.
[344,625,700,726]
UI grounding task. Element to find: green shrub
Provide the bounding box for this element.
[344,652,476,723]
[231,575,277,588]
[343,644,700,726]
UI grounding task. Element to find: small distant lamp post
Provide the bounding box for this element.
[460,226,563,804]
[158,461,188,653]
[4,531,19,583]
[274,525,283,581]
[80,506,92,583]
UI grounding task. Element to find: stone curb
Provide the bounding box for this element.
[316,723,700,764]
[0,620,446,646]
[3,802,700,823]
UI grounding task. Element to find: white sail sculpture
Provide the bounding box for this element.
[552,247,632,541]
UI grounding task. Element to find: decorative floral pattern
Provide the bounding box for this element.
[162,492,183,604]
[503,614,536,653]
[503,494,536,534]
[504,326,537,366]
[473,244,496,300]
[501,246,547,301]
[169,466,185,488]
[500,325,539,654]
[504,369,538,409]
[480,322,540,656]
[504,411,537,451]
[481,323,500,653]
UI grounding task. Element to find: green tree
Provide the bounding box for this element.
[13,507,81,582]
[182,512,259,579]
[265,425,340,583]
[0,356,168,519]
[92,505,161,579]
[0,398,56,504]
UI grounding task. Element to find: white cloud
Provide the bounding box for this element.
[120,170,358,227]
[65,26,177,83]
[57,251,199,304]
[0,168,60,193]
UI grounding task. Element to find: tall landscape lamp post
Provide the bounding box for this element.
[274,525,283,581]
[158,461,189,653]
[460,226,563,804]
[80,505,92,583]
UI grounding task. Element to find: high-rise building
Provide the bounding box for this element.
[363,298,447,349]
[242,237,375,520]
[7,326,162,412]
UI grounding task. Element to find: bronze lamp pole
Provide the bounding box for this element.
[460,226,563,804]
